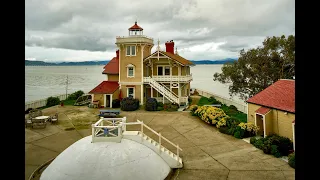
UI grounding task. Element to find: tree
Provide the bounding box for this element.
[213,35,295,101]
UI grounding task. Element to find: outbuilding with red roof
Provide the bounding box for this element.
[246,79,295,147]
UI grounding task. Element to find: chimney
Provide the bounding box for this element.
[165,40,174,54]
[116,49,119,59]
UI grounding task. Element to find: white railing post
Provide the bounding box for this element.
[123,117,127,132]
[159,133,162,152]
[177,144,179,164]
[118,124,122,137]
[91,124,95,143]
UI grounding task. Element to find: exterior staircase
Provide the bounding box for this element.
[144,77,180,104]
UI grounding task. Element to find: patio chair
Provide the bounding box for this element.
[50,113,58,124]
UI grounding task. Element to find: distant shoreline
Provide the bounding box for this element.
[25,59,237,66]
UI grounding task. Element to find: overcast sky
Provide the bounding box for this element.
[25,0,295,62]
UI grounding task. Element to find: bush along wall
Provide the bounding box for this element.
[145,98,158,111]
[112,99,121,108]
[120,97,140,111]
[46,97,60,107]
[190,105,258,139]
[250,135,294,159]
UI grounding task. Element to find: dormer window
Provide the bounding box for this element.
[126,46,136,56]
[126,64,135,78]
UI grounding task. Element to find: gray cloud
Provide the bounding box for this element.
[25,0,295,61]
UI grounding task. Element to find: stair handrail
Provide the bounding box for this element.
[160,82,179,98]
[146,77,179,103]
[121,120,182,157]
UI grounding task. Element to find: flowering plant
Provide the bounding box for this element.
[194,106,229,125]
[238,122,259,134]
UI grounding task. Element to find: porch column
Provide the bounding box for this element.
[151,87,153,98]
[292,122,295,151]
[141,84,144,105]
[110,94,113,108]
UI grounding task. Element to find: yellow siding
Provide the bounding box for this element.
[108,74,119,81]
[172,88,178,95]
[119,45,142,82]
[172,66,178,75]
[248,103,295,140]
[113,89,119,100]
[93,94,104,107]
[120,85,142,101]
[181,66,186,75]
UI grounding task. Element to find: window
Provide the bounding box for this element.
[165,66,170,75]
[128,67,134,77]
[157,66,170,76]
[127,64,135,77]
[158,66,163,75]
[126,46,136,56]
[127,88,134,98]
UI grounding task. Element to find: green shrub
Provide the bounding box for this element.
[188,96,192,104]
[46,97,60,107]
[229,105,238,111]
[157,106,164,111]
[219,126,229,134]
[233,126,245,139]
[67,90,84,100]
[271,145,281,158]
[262,140,272,154]
[157,102,164,107]
[234,131,242,139]
[120,97,140,111]
[253,138,265,149]
[112,99,121,108]
[145,98,158,111]
[209,96,221,104]
[163,103,179,111]
[227,127,236,135]
[250,137,257,144]
[263,134,293,156]
[288,152,295,169]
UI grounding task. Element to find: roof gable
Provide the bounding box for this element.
[103,57,119,74]
[247,79,295,113]
[88,81,119,94]
[144,51,194,66]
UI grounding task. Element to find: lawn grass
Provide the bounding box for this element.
[62,100,76,105]
[197,96,247,123]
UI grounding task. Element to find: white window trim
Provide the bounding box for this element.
[157,65,171,76]
[126,45,136,56]
[126,64,135,78]
[292,122,295,151]
[127,87,135,98]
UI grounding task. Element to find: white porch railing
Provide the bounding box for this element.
[91,117,183,168]
[116,35,153,44]
[144,77,180,104]
[149,75,193,82]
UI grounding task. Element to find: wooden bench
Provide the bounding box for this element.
[98,113,117,118]
[99,109,121,115]
[31,118,47,128]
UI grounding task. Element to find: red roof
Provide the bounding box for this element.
[255,107,271,115]
[103,57,119,74]
[129,21,143,30]
[88,81,119,94]
[247,79,295,113]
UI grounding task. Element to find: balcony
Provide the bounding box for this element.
[116,35,154,45]
[143,75,192,83]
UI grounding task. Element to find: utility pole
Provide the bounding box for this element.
[65,75,71,99]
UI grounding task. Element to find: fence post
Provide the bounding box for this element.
[123,117,127,132]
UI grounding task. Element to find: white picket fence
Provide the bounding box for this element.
[194,88,248,113]
[25,93,71,111]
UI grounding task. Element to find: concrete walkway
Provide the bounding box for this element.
[25,106,294,180]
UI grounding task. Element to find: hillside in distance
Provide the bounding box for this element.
[25,58,237,66]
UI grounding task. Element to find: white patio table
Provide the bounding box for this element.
[34,116,50,122]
